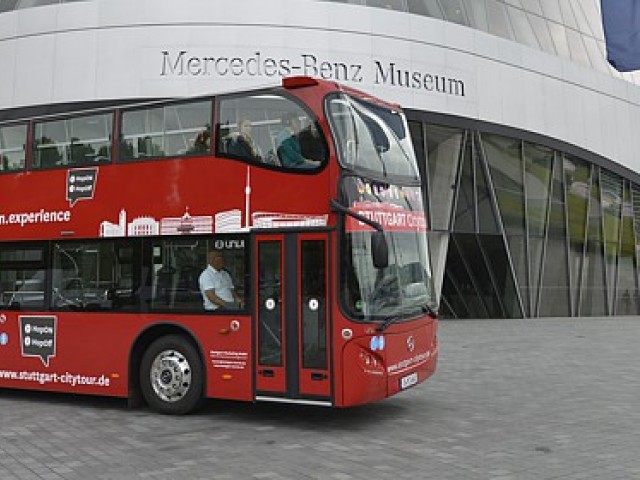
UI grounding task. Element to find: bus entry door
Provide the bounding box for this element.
[254,232,331,403]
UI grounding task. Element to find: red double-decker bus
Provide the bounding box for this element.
[0,77,438,414]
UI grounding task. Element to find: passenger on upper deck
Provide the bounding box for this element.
[228,118,261,161]
[298,123,326,161]
[276,113,321,169]
[190,127,211,154]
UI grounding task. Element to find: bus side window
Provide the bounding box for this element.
[151,239,204,311]
[150,237,248,312]
[32,113,113,170]
[216,94,326,170]
[51,241,140,312]
[34,137,62,169]
[0,124,27,172]
[0,245,46,311]
[120,100,211,161]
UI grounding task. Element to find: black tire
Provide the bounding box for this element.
[140,335,204,415]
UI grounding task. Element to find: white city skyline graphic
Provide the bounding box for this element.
[98,167,327,237]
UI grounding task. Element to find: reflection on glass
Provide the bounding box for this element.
[217,94,326,169]
[341,177,437,321]
[52,241,139,311]
[419,119,640,318]
[455,234,504,317]
[33,113,112,169]
[0,245,46,310]
[446,235,489,318]
[483,133,525,236]
[120,100,211,161]
[0,124,27,172]
[150,237,246,312]
[301,240,327,369]
[328,94,419,180]
[601,170,623,309]
[258,242,282,366]
[539,159,570,316]
[480,234,522,317]
[524,143,553,237]
[453,140,475,232]
[426,125,464,231]
[476,137,499,234]
[616,183,637,314]
[564,155,590,313]
[580,170,607,316]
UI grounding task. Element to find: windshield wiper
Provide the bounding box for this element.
[377,304,438,332]
[377,316,400,332]
[422,303,438,317]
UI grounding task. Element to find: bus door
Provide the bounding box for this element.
[254,232,331,403]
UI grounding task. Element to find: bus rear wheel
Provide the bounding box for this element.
[140,335,204,415]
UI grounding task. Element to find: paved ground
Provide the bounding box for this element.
[1,317,639,480]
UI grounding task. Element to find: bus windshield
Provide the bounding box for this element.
[328,94,419,180]
[340,176,437,321]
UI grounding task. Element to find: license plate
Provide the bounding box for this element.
[400,372,418,389]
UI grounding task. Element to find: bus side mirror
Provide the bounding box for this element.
[371,231,389,269]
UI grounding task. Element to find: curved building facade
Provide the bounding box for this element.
[1,0,640,318]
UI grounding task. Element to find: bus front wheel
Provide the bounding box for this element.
[140,335,204,415]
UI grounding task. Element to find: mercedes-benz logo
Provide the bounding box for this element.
[406,335,415,352]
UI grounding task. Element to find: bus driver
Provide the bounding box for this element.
[199,248,243,310]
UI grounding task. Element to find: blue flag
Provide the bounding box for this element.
[601,0,640,72]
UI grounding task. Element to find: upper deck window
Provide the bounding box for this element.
[32,113,113,169]
[328,94,419,181]
[216,94,327,170]
[120,100,211,161]
[0,124,27,172]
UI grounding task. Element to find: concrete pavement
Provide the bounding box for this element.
[1,317,639,479]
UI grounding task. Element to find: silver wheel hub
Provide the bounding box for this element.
[149,349,192,403]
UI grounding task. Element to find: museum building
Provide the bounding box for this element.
[1,0,639,318]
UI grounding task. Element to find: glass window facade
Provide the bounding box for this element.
[412,114,640,318]
[316,0,640,85]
